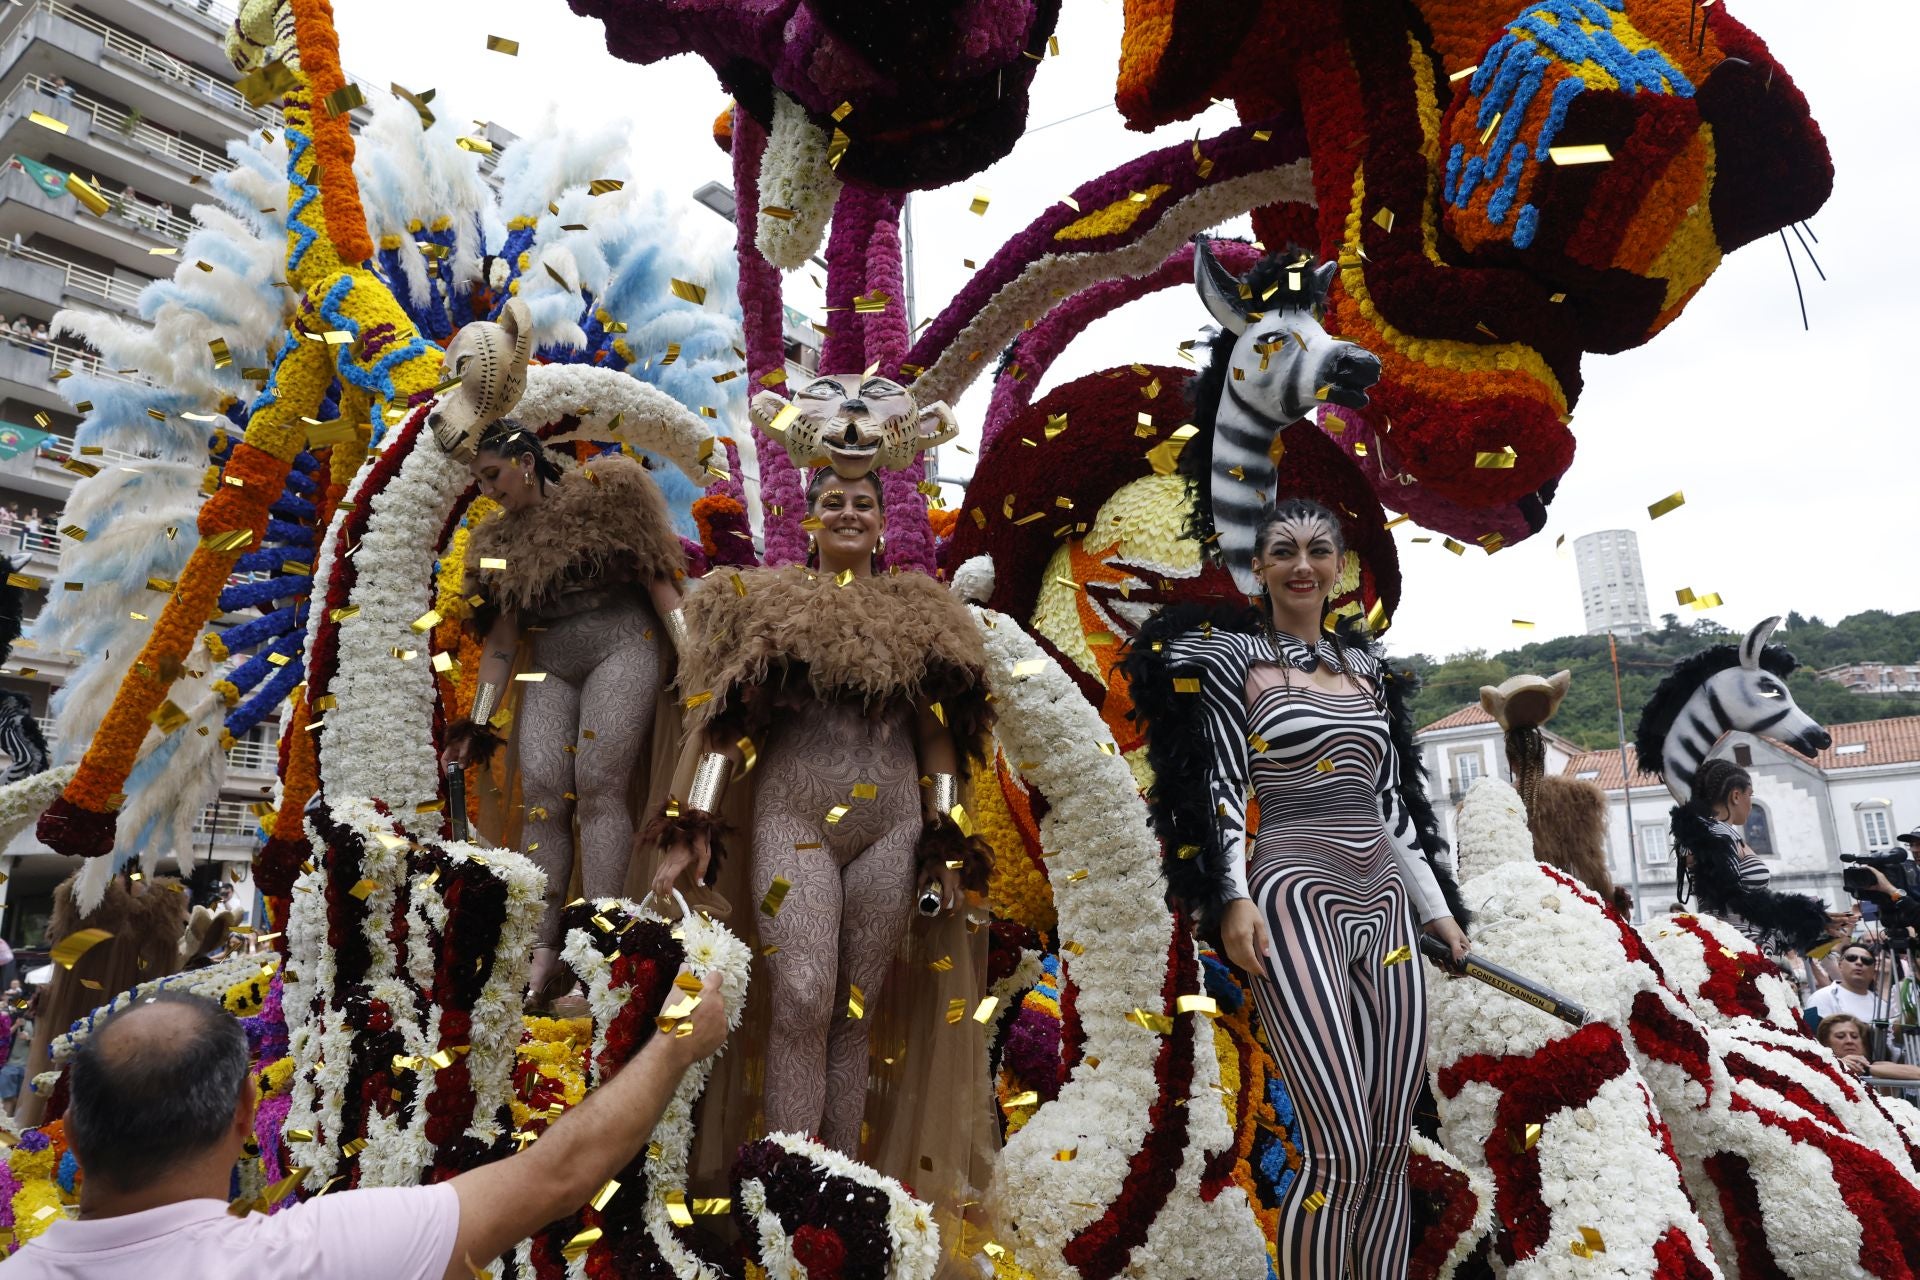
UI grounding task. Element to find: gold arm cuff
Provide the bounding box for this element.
[664,606,692,653]
[470,681,504,728]
[687,751,733,814]
[928,772,960,819]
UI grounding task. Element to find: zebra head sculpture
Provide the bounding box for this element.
[1633,616,1833,805]
[1191,238,1383,593]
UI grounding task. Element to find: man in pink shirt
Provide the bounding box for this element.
[8,975,726,1278]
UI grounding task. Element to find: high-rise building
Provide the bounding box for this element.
[0,0,368,949]
[1574,528,1653,638]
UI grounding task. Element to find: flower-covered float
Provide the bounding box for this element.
[3,0,1859,1275]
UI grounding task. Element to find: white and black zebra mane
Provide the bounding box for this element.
[1632,642,1799,780]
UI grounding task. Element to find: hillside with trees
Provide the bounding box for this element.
[1403,611,1920,751]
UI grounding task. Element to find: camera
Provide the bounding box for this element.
[1841,849,1920,921]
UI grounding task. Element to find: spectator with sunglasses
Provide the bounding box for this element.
[1805,943,1884,1025]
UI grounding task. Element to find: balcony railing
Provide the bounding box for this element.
[5,239,150,310]
[28,717,279,782]
[33,0,276,126]
[18,74,234,190]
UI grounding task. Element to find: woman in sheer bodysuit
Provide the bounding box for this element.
[444,423,688,1009]
[647,467,991,1150]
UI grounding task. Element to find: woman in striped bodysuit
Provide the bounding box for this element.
[1126,498,1469,1278]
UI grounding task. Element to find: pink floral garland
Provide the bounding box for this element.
[732,107,809,566]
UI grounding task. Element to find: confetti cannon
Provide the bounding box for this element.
[1420,934,1588,1027]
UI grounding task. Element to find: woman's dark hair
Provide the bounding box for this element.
[1814,1013,1868,1051]
[1690,758,1753,816]
[475,418,564,488]
[805,467,883,508]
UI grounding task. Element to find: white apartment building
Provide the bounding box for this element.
[1574,528,1653,638]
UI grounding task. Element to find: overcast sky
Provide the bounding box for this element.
[335,0,1913,660]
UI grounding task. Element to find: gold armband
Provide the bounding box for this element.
[470,680,504,729]
[687,751,733,815]
[663,606,693,653]
[928,772,960,821]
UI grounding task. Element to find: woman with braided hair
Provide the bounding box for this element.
[442,418,692,1010]
[1124,495,1469,1280]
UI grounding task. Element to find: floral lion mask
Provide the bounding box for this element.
[751,373,958,479]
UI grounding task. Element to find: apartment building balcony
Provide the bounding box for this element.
[0,78,211,218]
[15,73,233,192]
[0,238,149,319]
[0,168,186,284]
[0,330,160,447]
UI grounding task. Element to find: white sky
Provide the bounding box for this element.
[336,0,1915,659]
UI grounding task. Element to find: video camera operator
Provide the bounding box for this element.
[1840,840,1920,930]
[1825,828,1920,1070]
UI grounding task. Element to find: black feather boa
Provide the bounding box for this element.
[1121,601,1466,944]
[1671,804,1832,954]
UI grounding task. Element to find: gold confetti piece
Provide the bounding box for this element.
[972,997,1001,1024]
[663,1191,695,1229]
[1382,944,1412,966]
[1690,592,1723,610]
[1001,1090,1039,1110]
[62,457,100,477]
[669,278,707,304]
[587,178,624,197]
[1479,111,1502,145]
[1570,1226,1607,1257]
[1509,1122,1543,1153]
[1176,995,1220,1017]
[587,1178,621,1212]
[1303,1190,1328,1212]
[851,782,878,801]
[59,524,87,541]
[1474,448,1517,469]
[347,878,377,901]
[1011,658,1045,679]
[562,1226,604,1260]
[1315,758,1337,774]
[148,700,189,733]
[1442,538,1467,556]
[455,135,494,154]
[847,984,866,1019]
[1675,587,1696,605]
[1066,869,1089,882]
[28,110,70,134]
[1372,207,1395,233]
[5,572,42,591]
[1449,64,1479,82]
[323,84,365,117]
[825,803,850,825]
[1549,291,1567,304]
[329,604,360,622]
[946,998,967,1024]
[1513,619,1536,629]
[969,187,991,215]
[486,34,520,54]
[1549,144,1612,166]
[515,672,548,683]
[1647,490,1686,520]
[1054,1147,1077,1161]
[692,1197,732,1216]
[52,928,114,969]
[1128,1008,1174,1035]
[410,609,443,633]
[762,877,793,917]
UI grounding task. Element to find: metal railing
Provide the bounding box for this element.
[190,799,259,838]
[4,239,149,309]
[33,0,276,126]
[0,328,164,388]
[19,74,234,187]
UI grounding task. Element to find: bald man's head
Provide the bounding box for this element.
[67,990,250,1192]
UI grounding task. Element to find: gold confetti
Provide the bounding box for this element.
[1054,1147,1077,1161]
[1570,1226,1607,1257]
[824,804,850,825]
[851,782,878,801]
[1647,490,1686,520]
[515,672,548,683]
[1303,1190,1328,1212]
[1382,944,1412,966]
[761,877,792,917]
[969,187,992,215]
[589,1178,621,1211]
[6,572,43,591]
[52,928,113,968]
[1176,995,1220,1017]
[1011,658,1045,679]
[148,700,189,733]
[1371,207,1395,233]
[1127,1008,1174,1035]
[322,84,366,117]
[1001,1090,1039,1111]
[486,34,520,54]
[1474,448,1517,469]
[348,878,377,901]
[847,984,866,1019]
[1442,538,1467,556]
[562,1226,604,1261]
[1549,144,1613,166]
[1690,592,1723,610]
[410,609,443,633]
[1512,619,1536,629]
[1449,64,1479,82]
[28,110,70,134]
[1509,1122,1543,1153]
[669,278,707,305]
[946,998,968,1024]
[972,997,1001,1024]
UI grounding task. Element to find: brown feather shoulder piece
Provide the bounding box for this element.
[679,566,993,766]
[466,453,685,619]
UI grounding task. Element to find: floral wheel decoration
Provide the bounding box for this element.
[497,896,749,1278]
[732,1132,941,1280]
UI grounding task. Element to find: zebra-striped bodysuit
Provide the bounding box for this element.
[1243,668,1427,1278]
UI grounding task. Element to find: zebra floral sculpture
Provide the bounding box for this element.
[1634,615,1842,953]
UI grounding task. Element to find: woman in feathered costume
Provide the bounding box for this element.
[642,372,996,1242]
[435,301,693,1010]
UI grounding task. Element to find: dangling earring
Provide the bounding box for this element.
[876,533,887,555]
[806,535,818,567]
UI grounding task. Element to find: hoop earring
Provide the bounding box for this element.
[876,534,887,555]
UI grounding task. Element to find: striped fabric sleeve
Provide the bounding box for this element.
[1163,630,1254,904]
[1369,667,1451,924]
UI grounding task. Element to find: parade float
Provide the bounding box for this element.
[1,0,1885,1275]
